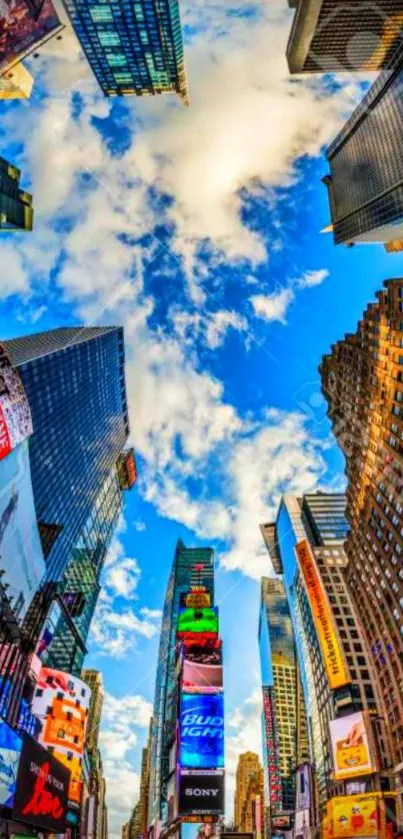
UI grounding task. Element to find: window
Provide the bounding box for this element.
[90,7,113,22]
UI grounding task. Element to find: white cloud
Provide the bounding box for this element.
[297,268,329,288]
[133,519,147,532]
[0,246,29,300]
[250,288,294,324]
[205,310,248,349]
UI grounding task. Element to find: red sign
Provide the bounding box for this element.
[13,735,69,832]
[0,402,11,458]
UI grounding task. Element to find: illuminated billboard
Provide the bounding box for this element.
[0,440,46,622]
[182,824,220,839]
[179,770,224,815]
[180,694,224,769]
[178,608,218,637]
[296,540,349,690]
[116,448,137,490]
[262,686,281,811]
[0,717,22,807]
[0,343,32,460]
[31,668,91,805]
[13,735,69,832]
[186,588,211,609]
[182,647,223,694]
[322,794,384,839]
[330,712,375,780]
[0,0,63,76]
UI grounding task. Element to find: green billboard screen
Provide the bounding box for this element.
[177,607,218,636]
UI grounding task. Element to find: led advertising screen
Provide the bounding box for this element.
[183,638,222,651]
[116,448,137,490]
[13,735,69,832]
[0,0,63,75]
[0,343,32,460]
[0,440,46,622]
[31,668,91,805]
[182,824,220,839]
[179,770,224,815]
[0,717,22,807]
[180,694,224,769]
[182,647,223,694]
[296,540,350,690]
[186,588,211,609]
[329,712,375,780]
[177,608,218,638]
[322,794,382,839]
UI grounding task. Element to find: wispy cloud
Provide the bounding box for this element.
[250,267,329,324]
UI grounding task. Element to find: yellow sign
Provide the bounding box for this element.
[296,540,349,689]
[323,794,380,839]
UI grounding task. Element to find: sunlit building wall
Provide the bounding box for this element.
[0,156,33,230]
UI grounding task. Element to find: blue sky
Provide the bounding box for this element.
[1,0,403,833]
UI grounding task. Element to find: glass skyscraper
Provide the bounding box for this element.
[0,155,33,231]
[62,0,188,101]
[148,540,214,832]
[324,57,403,248]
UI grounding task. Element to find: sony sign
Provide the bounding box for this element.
[179,772,224,815]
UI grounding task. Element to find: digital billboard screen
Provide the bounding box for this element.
[323,794,382,839]
[185,588,211,609]
[0,0,63,75]
[31,668,91,805]
[182,647,223,693]
[0,717,22,807]
[0,343,32,459]
[180,694,224,769]
[179,770,224,815]
[116,448,137,490]
[0,440,46,622]
[329,712,375,780]
[13,735,69,832]
[182,824,220,839]
[177,608,218,638]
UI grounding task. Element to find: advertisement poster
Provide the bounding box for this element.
[0,343,32,459]
[295,540,350,689]
[182,822,220,839]
[180,694,224,769]
[178,608,218,638]
[31,668,91,805]
[179,770,224,815]
[329,712,374,780]
[182,647,223,694]
[0,440,46,622]
[186,588,211,609]
[0,717,22,807]
[322,794,381,839]
[0,0,63,75]
[295,764,311,812]
[13,735,69,832]
[116,449,137,490]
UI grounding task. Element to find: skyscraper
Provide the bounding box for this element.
[323,59,403,249]
[81,670,107,839]
[234,753,262,833]
[148,540,218,834]
[0,156,33,231]
[61,0,188,101]
[286,0,403,73]
[320,279,403,819]
[258,577,309,833]
[261,493,392,823]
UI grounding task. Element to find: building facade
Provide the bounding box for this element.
[286,0,403,74]
[61,0,188,101]
[148,541,215,831]
[0,156,33,230]
[320,278,403,819]
[81,670,108,839]
[234,752,262,832]
[323,58,403,249]
[261,493,393,824]
[242,766,265,837]
[258,576,309,829]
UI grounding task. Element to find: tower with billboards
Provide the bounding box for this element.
[148,542,224,839]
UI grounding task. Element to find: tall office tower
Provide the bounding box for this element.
[323,59,403,250]
[61,0,188,102]
[321,279,403,819]
[234,753,262,832]
[81,670,107,839]
[260,494,393,825]
[138,723,152,839]
[286,0,403,73]
[0,156,33,231]
[258,577,309,835]
[4,327,131,646]
[82,670,105,751]
[148,541,214,831]
[241,765,264,837]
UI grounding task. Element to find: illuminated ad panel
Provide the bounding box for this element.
[322,794,388,839]
[182,647,223,694]
[0,717,22,807]
[116,449,137,490]
[13,735,70,832]
[177,608,218,639]
[179,694,224,769]
[179,770,224,815]
[329,712,375,780]
[0,0,63,75]
[295,540,349,690]
[186,588,211,609]
[0,343,32,459]
[262,687,282,812]
[182,823,221,839]
[31,668,91,805]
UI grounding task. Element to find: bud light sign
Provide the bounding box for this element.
[180,694,224,769]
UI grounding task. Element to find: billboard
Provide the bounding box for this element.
[180,694,224,769]
[178,770,224,815]
[31,668,91,805]
[0,0,63,76]
[13,735,69,832]
[0,717,22,807]
[296,540,350,690]
[0,343,32,459]
[322,794,383,839]
[186,588,211,609]
[0,440,46,622]
[178,608,218,638]
[116,449,137,490]
[183,638,222,651]
[262,686,281,810]
[182,647,223,694]
[182,825,220,839]
[330,712,375,780]
[295,764,312,812]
